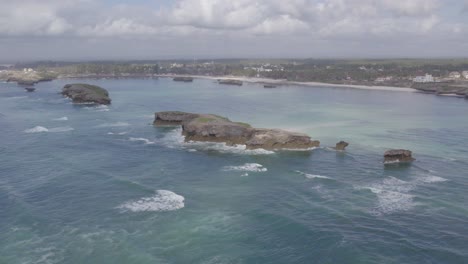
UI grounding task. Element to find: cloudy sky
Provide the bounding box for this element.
[1,0,468,61]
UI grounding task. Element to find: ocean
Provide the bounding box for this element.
[1,78,467,263]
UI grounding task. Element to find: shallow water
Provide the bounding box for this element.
[1,78,467,263]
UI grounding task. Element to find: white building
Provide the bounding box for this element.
[413,74,434,83]
[449,71,461,79]
[462,71,468,79]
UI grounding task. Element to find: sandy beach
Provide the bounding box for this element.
[158,74,418,93]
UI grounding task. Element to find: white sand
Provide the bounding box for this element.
[158,74,417,92]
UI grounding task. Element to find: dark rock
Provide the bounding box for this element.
[335,141,349,151]
[25,87,36,92]
[218,79,243,86]
[153,111,320,150]
[264,84,277,88]
[384,149,415,164]
[154,111,200,126]
[62,83,111,105]
[173,77,194,82]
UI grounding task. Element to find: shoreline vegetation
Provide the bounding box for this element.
[2,58,468,97]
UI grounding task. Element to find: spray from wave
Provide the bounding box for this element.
[24,126,74,133]
[117,190,185,212]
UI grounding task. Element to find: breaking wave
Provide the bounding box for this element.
[52,117,68,121]
[117,190,185,212]
[84,105,109,112]
[129,137,155,145]
[24,126,74,133]
[223,163,267,172]
[295,170,331,180]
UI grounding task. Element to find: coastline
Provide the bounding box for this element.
[156,74,418,93]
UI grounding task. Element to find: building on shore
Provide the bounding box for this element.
[413,74,434,83]
[462,71,468,79]
[449,71,461,79]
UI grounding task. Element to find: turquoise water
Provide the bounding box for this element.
[1,78,467,263]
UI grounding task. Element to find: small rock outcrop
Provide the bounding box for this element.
[335,141,349,151]
[62,84,111,105]
[264,84,277,88]
[384,149,415,164]
[218,79,243,86]
[154,111,320,150]
[173,77,194,82]
[25,87,36,92]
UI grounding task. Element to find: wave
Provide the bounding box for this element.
[117,190,185,212]
[129,137,155,145]
[84,105,109,112]
[96,122,130,128]
[295,170,331,180]
[52,117,68,121]
[24,126,74,133]
[107,131,128,135]
[222,163,267,172]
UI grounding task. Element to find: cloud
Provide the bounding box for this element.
[0,0,467,60]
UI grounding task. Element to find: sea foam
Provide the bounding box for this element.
[24,126,74,133]
[129,137,155,144]
[53,117,68,121]
[117,190,185,212]
[223,163,267,172]
[295,170,331,180]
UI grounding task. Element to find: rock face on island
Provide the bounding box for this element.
[384,149,415,164]
[218,79,243,86]
[335,141,349,151]
[173,77,194,82]
[154,111,320,150]
[62,84,111,105]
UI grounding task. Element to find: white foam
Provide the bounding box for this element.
[129,137,155,144]
[296,170,331,180]
[84,105,110,112]
[117,190,185,212]
[24,126,74,133]
[53,117,68,121]
[24,126,49,133]
[223,163,267,172]
[107,131,128,135]
[241,173,249,177]
[417,175,448,183]
[96,122,130,128]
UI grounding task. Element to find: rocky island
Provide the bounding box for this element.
[62,83,111,105]
[218,79,243,86]
[384,149,415,164]
[173,77,194,82]
[154,111,320,150]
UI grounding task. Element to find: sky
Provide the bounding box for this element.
[1,0,468,61]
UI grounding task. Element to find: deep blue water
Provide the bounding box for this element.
[1,78,468,264]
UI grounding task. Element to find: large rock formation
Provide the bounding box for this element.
[62,84,111,105]
[154,111,320,150]
[384,149,415,164]
[335,141,349,151]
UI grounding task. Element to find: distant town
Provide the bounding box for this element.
[1,59,468,97]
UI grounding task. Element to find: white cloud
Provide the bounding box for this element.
[0,0,467,59]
